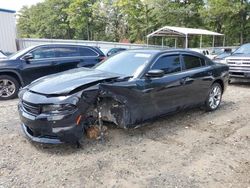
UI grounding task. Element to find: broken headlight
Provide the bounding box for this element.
[42,104,76,114]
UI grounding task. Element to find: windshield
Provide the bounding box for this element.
[233,43,250,55]
[95,51,153,77]
[8,46,35,60]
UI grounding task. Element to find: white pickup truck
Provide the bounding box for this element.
[225,43,250,81]
[189,48,217,60]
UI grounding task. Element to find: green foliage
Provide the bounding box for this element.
[17,0,250,46]
[200,0,250,45]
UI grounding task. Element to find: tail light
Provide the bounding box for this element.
[99,56,106,62]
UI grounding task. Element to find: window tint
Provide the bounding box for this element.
[31,47,55,59]
[200,58,206,66]
[78,47,98,56]
[54,47,79,57]
[151,55,181,74]
[183,55,206,70]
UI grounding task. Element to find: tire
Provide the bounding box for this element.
[0,75,20,100]
[205,83,222,111]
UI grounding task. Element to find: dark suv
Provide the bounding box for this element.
[0,44,105,100]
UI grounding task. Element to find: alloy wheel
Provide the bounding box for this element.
[208,85,222,110]
[0,79,16,98]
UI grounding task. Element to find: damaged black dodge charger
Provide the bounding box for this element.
[18,49,229,144]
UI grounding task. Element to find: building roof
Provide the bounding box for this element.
[147,26,224,38]
[0,8,16,14]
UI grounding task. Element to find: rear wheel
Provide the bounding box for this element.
[0,75,20,100]
[205,83,222,111]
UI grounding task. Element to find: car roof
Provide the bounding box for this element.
[126,48,203,55]
[28,43,104,55]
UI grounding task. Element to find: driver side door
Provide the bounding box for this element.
[141,53,188,116]
[20,46,57,84]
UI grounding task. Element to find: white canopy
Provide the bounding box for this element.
[146,26,224,48]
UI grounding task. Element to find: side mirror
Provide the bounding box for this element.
[145,69,165,78]
[23,54,33,61]
[107,52,112,57]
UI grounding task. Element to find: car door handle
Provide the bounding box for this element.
[208,71,213,76]
[180,77,194,85]
[51,61,59,66]
[185,77,194,82]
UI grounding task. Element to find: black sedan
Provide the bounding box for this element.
[18,49,229,144]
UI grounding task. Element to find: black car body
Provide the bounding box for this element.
[0,44,105,100]
[18,49,229,144]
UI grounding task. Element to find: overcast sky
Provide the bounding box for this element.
[0,0,44,12]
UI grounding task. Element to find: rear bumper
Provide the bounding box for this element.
[18,103,84,144]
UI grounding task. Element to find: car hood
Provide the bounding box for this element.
[28,68,121,95]
[0,59,19,69]
[227,53,250,58]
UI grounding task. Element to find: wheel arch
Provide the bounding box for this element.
[212,79,224,94]
[0,71,24,86]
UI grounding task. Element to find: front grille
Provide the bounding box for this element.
[228,62,250,65]
[22,101,41,115]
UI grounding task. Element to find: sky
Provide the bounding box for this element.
[0,0,44,12]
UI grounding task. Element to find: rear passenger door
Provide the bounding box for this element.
[78,47,101,67]
[53,46,82,72]
[53,46,101,72]
[180,53,213,105]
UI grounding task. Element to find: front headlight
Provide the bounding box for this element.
[214,58,226,64]
[42,104,76,114]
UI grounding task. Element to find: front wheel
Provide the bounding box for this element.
[205,83,222,111]
[0,75,20,100]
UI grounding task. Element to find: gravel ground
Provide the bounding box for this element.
[0,83,249,188]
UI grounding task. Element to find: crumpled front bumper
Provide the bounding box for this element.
[21,123,63,144]
[18,103,84,144]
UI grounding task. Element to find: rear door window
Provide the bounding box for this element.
[182,55,206,70]
[151,55,181,74]
[54,47,80,58]
[78,47,98,57]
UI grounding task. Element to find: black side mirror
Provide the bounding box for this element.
[23,54,34,61]
[145,69,165,78]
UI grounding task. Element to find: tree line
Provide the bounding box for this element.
[17,0,250,47]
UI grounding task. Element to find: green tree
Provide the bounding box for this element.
[200,0,250,45]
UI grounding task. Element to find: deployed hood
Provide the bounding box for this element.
[28,68,121,95]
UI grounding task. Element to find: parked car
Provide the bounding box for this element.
[224,43,250,81]
[107,48,127,57]
[213,48,236,63]
[18,49,229,144]
[0,44,105,100]
[0,50,7,59]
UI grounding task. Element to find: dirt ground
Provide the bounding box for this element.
[0,83,249,188]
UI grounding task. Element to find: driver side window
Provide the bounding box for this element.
[151,55,181,74]
[30,47,55,60]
